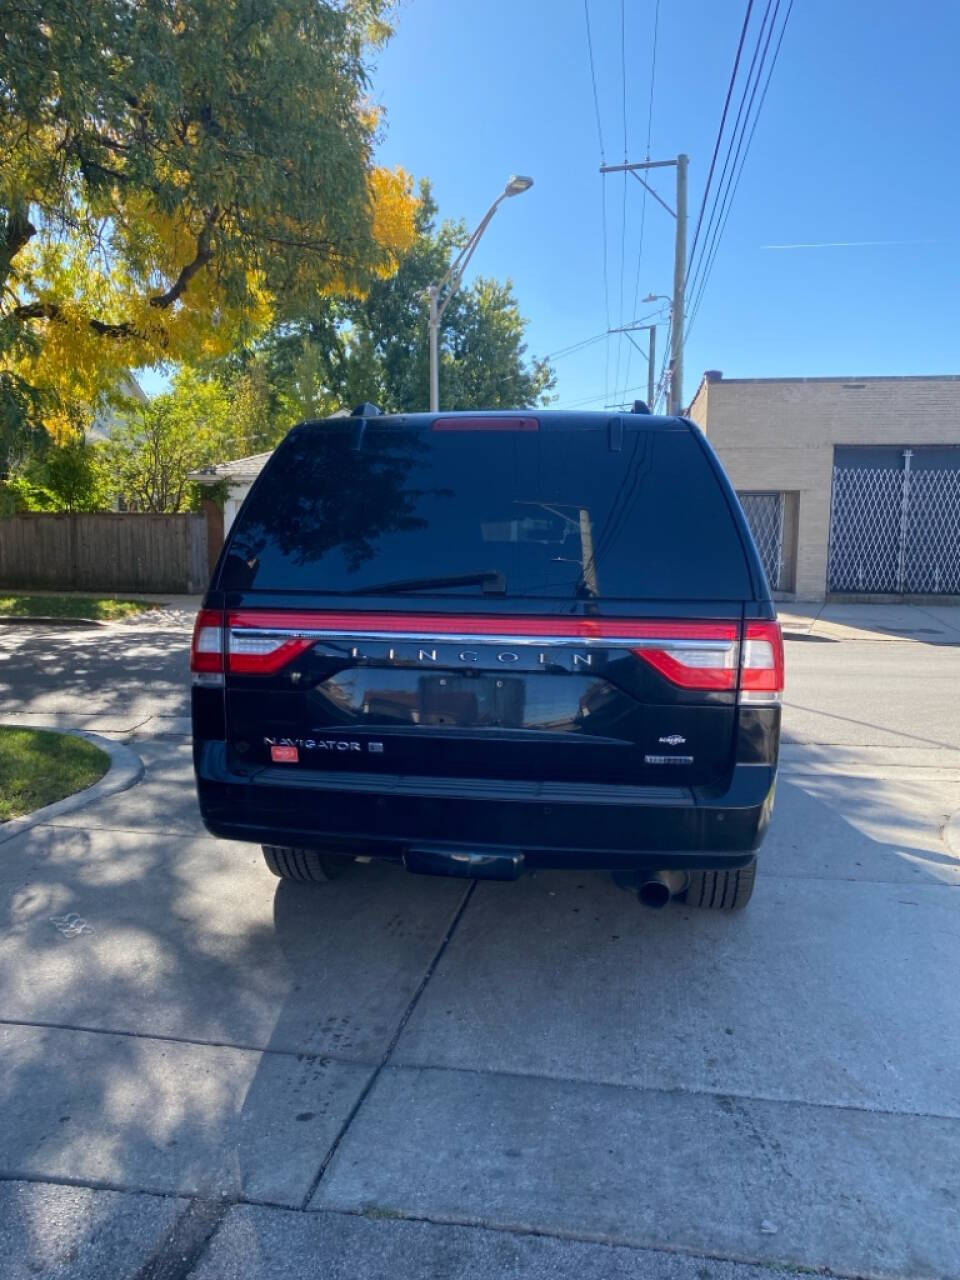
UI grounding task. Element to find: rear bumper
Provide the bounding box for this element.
[194,742,776,871]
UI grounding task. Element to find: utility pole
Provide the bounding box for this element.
[647,322,656,409]
[671,154,688,415]
[600,154,688,414]
[606,322,656,410]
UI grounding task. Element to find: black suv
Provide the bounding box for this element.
[192,407,781,910]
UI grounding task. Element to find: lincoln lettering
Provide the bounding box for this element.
[341,642,594,669]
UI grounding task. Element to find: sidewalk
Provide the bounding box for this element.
[778,601,960,643]
[111,593,200,630]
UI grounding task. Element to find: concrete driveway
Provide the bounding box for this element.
[1,611,959,1278]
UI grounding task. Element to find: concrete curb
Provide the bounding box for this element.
[0,728,144,846]
[782,630,836,643]
[0,615,107,629]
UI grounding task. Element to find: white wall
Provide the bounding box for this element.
[223,483,252,535]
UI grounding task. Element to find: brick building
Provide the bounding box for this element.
[687,373,960,601]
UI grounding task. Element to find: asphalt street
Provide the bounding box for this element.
[0,608,958,1279]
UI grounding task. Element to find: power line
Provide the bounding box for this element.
[622,0,660,402]
[547,301,667,370]
[583,0,613,412]
[684,0,779,320]
[686,1,772,316]
[583,0,606,163]
[555,381,652,410]
[612,0,630,411]
[696,0,794,326]
[620,0,629,161]
[544,331,609,361]
[686,0,755,279]
[686,0,779,330]
[686,0,795,342]
[688,0,776,299]
[645,0,660,158]
[587,54,669,576]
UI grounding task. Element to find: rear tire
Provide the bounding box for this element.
[682,859,756,910]
[261,845,354,883]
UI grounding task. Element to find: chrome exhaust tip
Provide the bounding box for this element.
[637,870,688,909]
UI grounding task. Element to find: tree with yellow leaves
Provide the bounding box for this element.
[0,0,416,463]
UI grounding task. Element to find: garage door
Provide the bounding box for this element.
[829,448,960,594]
[738,492,784,590]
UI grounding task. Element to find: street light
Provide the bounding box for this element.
[427,174,534,411]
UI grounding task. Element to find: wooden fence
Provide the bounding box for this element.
[0,513,210,594]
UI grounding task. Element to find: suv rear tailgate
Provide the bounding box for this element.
[221,604,744,789]
[211,411,761,796]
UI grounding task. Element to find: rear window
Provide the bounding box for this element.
[221,419,753,601]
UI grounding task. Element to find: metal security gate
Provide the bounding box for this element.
[738,492,784,589]
[829,451,960,594]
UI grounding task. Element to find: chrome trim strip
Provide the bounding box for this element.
[228,626,738,652]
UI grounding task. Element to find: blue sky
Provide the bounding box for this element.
[370,0,960,410]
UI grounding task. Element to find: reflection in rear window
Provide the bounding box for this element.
[222,420,752,601]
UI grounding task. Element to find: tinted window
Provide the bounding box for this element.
[222,420,752,600]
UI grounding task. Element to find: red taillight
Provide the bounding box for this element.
[739,620,784,701]
[228,632,316,674]
[630,619,784,698]
[631,622,740,691]
[190,608,224,673]
[637,649,738,690]
[432,416,540,432]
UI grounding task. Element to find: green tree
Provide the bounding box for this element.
[440,277,554,410]
[1,0,416,448]
[4,436,111,512]
[226,362,281,455]
[102,369,244,512]
[222,186,555,420]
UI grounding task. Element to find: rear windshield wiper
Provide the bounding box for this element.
[344,570,507,596]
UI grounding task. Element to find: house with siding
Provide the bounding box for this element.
[188,452,274,535]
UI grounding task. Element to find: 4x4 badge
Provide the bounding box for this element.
[658,734,687,746]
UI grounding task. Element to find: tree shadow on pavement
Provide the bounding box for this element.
[1,760,959,1275]
[0,797,465,1271]
[0,628,190,730]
